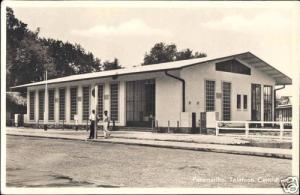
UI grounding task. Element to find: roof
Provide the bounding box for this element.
[11,51,292,89]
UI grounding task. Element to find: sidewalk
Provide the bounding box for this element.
[6,127,292,159]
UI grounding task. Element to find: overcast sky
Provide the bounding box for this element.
[7,1,300,96]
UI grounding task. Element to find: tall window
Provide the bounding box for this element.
[59,88,66,121]
[48,89,55,121]
[205,80,215,111]
[222,82,231,121]
[38,90,45,120]
[237,94,241,109]
[29,91,35,121]
[82,86,90,121]
[264,85,273,121]
[97,85,104,121]
[216,59,251,75]
[243,95,248,110]
[70,87,78,121]
[251,84,261,121]
[110,83,119,121]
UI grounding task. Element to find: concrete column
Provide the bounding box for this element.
[215,81,221,121]
[91,83,96,111]
[54,88,59,124]
[77,85,83,124]
[44,87,48,123]
[119,81,126,126]
[104,82,110,114]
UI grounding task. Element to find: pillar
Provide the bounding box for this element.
[77,85,83,124]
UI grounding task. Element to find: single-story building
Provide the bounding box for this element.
[11,52,292,132]
[275,96,292,122]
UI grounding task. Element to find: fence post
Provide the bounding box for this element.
[245,122,249,138]
[216,121,219,136]
[280,122,284,140]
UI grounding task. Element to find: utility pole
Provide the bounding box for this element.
[44,70,48,131]
[94,85,98,139]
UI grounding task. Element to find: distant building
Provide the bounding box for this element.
[6,92,27,126]
[11,52,292,132]
[275,96,292,122]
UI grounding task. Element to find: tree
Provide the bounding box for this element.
[103,58,122,71]
[7,7,55,86]
[142,42,207,65]
[6,7,105,88]
[6,7,29,88]
[40,39,103,77]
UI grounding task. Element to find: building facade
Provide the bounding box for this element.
[12,52,292,131]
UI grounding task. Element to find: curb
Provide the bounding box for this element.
[7,133,292,159]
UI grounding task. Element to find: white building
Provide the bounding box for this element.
[12,52,292,132]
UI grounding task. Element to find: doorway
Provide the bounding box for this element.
[126,79,155,127]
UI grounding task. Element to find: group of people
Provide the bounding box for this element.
[88,110,111,139]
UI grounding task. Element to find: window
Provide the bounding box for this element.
[264,85,273,121]
[38,90,45,120]
[205,80,215,111]
[237,94,241,109]
[70,87,78,120]
[59,88,66,121]
[222,82,231,121]
[97,85,104,121]
[251,84,261,121]
[82,86,90,121]
[216,59,251,75]
[48,89,55,121]
[243,95,247,110]
[29,91,35,120]
[110,83,119,121]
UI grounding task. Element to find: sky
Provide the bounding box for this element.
[7,1,300,96]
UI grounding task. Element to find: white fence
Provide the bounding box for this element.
[216,121,292,140]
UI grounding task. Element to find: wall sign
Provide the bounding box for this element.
[216,92,222,99]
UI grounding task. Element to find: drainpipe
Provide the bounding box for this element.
[164,70,185,112]
[274,85,285,121]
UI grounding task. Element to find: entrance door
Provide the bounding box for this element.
[222,82,231,121]
[126,79,155,127]
[251,84,261,121]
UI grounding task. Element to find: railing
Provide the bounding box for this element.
[216,121,292,140]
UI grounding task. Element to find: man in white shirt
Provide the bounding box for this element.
[88,109,97,139]
[103,110,111,138]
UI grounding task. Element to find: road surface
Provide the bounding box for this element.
[6,135,291,188]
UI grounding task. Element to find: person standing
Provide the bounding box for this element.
[103,110,111,138]
[88,109,96,139]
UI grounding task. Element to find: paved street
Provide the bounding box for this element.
[7,135,291,188]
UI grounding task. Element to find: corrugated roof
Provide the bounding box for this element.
[11,51,292,89]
